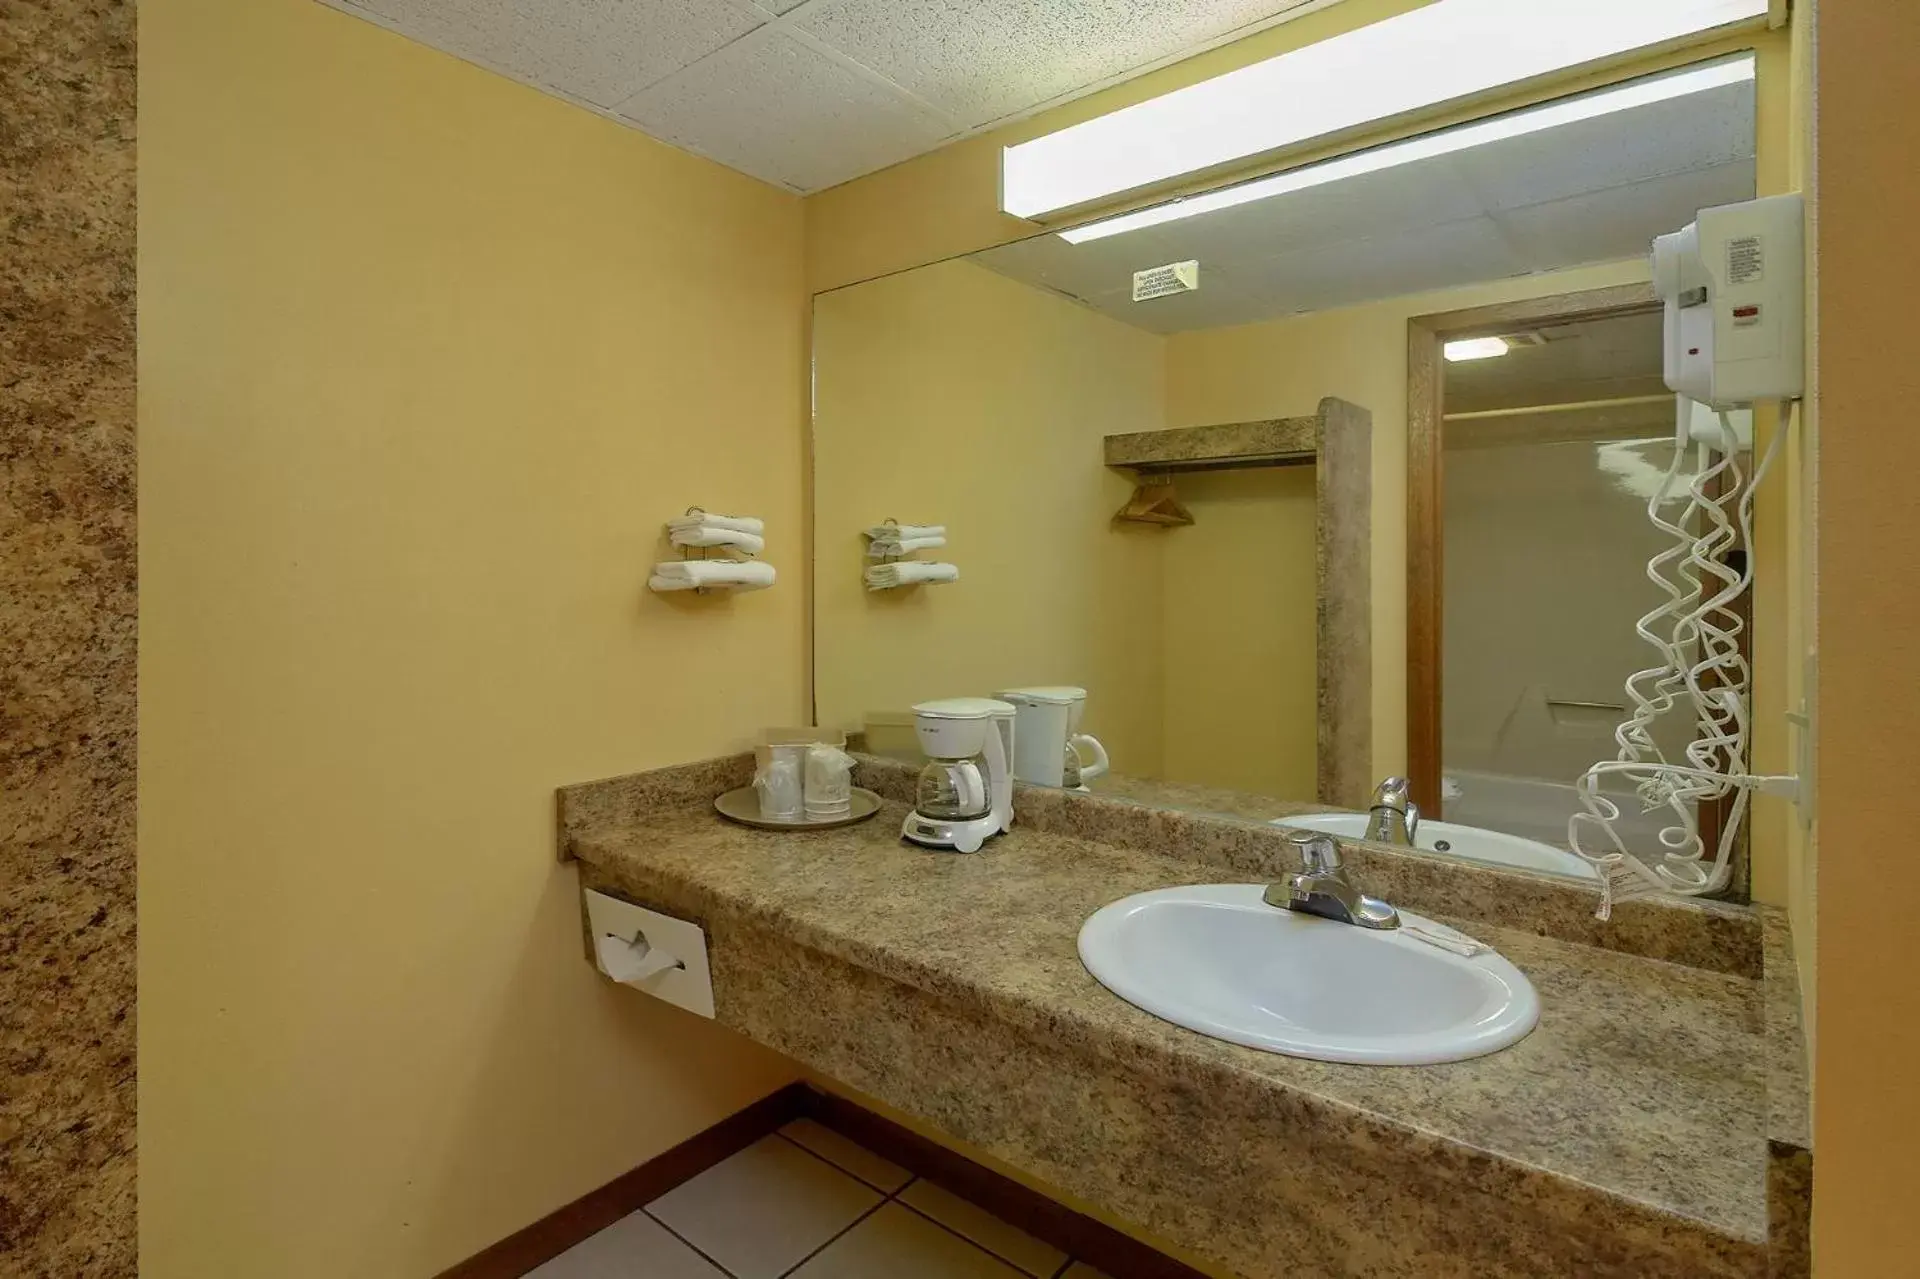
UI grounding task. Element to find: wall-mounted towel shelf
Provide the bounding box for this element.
[863,519,957,590]
[650,507,774,594]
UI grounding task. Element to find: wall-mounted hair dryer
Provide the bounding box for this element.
[1651,192,1805,408]
[1573,193,1808,917]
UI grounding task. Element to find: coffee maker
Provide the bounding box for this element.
[996,686,1108,790]
[901,697,1015,853]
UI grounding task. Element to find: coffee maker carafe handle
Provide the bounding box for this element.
[1070,733,1108,783]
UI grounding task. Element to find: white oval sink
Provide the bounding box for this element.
[1078,884,1538,1065]
[1274,813,1598,881]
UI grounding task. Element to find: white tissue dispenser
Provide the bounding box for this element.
[585,888,715,1019]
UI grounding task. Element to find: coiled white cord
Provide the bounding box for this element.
[1570,404,1785,917]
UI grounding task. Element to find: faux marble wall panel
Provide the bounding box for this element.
[0,0,138,1273]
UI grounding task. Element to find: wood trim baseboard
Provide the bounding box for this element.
[803,1089,1211,1279]
[435,1082,811,1279]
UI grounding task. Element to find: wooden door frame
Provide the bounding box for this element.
[1404,282,1660,816]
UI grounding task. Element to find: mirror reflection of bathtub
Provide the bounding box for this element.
[1440,768,1670,859]
[1274,808,1599,882]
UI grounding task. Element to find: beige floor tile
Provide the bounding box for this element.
[790,1202,1027,1279]
[897,1181,1068,1277]
[646,1134,882,1279]
[779,1118,912,1192]
[526,1210,726,1279]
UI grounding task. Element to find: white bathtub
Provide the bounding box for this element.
[1441,768,1676,854]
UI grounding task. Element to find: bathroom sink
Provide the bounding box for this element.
[1273,813,1598,881]
[1078,885,1538,1065]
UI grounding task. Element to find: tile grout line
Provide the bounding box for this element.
[771,1127,923,1279]
[779,1128,1059,1277]
[639,1132,905,1279]
[770,1185,902,1279]
[772,1128,913,1195]
[887,1197,1054,1277]
[636,1129,1055,1279]
[639,1204,745,1279]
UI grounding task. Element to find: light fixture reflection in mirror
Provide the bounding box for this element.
[1057,56,1755,246]
[1444,337,1511,363]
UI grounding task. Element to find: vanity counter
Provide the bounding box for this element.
[1091,772,1337,825]
[564,762,1782,1278]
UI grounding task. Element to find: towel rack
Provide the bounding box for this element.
[650,505,771,595]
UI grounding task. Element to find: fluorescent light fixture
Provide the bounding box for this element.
[1004,0,1766,220]
[1058,55,1753,244]
[1444,337,1512,362]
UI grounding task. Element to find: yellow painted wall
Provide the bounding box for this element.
[1161,259,1654,782]
[1811,0,1920,1271]
[1159,468,1318,797]
[138,2,804,1275]
[810,261,1167,773]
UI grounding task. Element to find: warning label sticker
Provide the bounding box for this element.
[1727,235,1764,285]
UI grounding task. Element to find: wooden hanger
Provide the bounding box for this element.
[1113,480,1194,526]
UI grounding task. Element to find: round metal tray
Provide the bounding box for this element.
[713,785,883,831]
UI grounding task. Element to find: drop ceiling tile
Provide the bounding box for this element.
[973,226,1204,307]
[1232,216,1527,319]
[1491,163,1758,273]
[1078,263,1264,335]
[348,0,766,107]
[795,0,1316,129]
[613,26,955,191]
[1452,77,1755,215]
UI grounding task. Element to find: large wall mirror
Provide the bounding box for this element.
[809,53,1758,890]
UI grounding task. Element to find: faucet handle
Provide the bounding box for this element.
[1372,776,1412,807]
[1287,830,1343,874]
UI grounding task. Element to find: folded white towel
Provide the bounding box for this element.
[670,526,765,555]
[651,560,776,592]
[864,523,945,541]
[669,510,764,535]
[865,561,958,590]
[866,535,946,558]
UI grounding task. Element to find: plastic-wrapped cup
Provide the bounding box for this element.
[753,743,806,820]
[803,743,855,818]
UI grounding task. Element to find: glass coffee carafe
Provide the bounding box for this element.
[914,753,990,822]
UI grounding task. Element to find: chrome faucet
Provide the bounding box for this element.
[1365,776,1420,847]
[1265,831,1400,929]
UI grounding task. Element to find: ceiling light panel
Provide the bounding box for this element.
[1004,0,1767,219]
[1057,55,1755,244]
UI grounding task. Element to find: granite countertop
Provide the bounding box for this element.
[1091,772,1336,824]
[570,796,1771,1253]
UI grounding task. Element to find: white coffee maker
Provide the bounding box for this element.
[901,698,1016,853]
[996,687,1108,790]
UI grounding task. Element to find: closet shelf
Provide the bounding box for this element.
[1105,414,1317,473]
